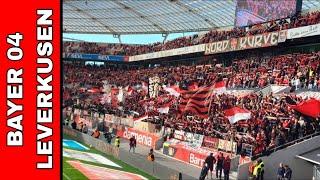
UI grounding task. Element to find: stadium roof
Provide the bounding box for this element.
[63,0,320,35]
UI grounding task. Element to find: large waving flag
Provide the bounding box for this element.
[142,81,148,93]
[111,88,119,108]
[213,81,226,94]
[156,100,172,114]
[163,85,183,97]
[87,87,101,93]
[179,84,215,118]
[157,106,170,114]
[224,107,251,124]
[290,98,320,118]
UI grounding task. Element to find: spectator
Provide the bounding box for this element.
[148,148,155,161]
[129,135,137,153]
[104,132,112,144]
[204,152,216,179]
[82,124,88,134]
[277,162,285,180]
[199,163,209,180]
[223,155,231,180]
[283,165,292,180]
[115,136,120,148]
[290,119,300,141]
[249,161,257,178]
[71,120,77,130]
[91,129,100,139]
[257,159,265,180]
[216,153,224,179]
[63,50,320,158]
[63,11,320,56]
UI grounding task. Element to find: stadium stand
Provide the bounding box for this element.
[63,2,320,179]
[63,11,320,56]
[63,49,320,157]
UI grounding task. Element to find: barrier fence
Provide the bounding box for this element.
[251,131,320,160]
[63,127,119,158]
[63,127,193,179]
[64,109,320,166]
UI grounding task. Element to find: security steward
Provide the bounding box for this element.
[114,136,120,148]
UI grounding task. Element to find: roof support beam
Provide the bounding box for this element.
[114,1,166,34]
[173,1,218,28]
[65,3,116,34]
[162,33,169,43]
[113,34,122,44]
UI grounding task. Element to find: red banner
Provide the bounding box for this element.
[165,143,231,168]
[239,155,251,165]
[0,1,60,179]
[202,136,219,149]
[117,128,159,148]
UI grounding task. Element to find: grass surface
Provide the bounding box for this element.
[63,157,88,180]
[63,134,157,180]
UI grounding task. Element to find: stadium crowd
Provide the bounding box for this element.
[237,0,297,22]
[63,11,320,56]
[63,51,320,156]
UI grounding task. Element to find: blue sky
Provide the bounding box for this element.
[63,32,198,44]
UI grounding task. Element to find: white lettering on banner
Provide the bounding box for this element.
[287,23,320,39]
[185,132,204,148]
[123,129,152,147]
[129,44,205,62]
[206,32,279,55]
[262,33,271,45]
[270,32,278,45]
[205,40,229,54]
[174,130,186,141]
[254,34,262,47]
[278,30,287,42]
[68,53,82,59]
[189,153,205,167]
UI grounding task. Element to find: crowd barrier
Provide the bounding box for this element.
[63,127,119,158]
[133,121,157,133]
[116,127,160,148]
[63,127,194,179]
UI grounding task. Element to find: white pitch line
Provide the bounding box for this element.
[63,172,71,180]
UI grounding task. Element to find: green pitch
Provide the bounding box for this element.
[62,134,156,180]
[63,157,88,180]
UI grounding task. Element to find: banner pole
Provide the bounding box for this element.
[207,84,215,118]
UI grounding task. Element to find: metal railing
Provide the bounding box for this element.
[252,131,320,160]
[313,165,320,180]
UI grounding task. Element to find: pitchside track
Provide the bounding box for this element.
[68,160,148,180]
[62,139,155,180]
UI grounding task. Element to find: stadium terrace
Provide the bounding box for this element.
[62,1,320,180]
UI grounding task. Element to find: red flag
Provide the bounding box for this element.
[188,82,199,91]
[87,87,101,93]
[142,81,148,93]
[125,85,134,96]
[179,84,215,118]
[224,107,251,124]
[290,98,320,118]
[111,88,119,108]
[213,81,226,94]
[163,85,183,97]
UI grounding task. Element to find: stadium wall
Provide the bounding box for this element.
[63,127,195,179]
[63,127,120,158]
[237,134,320,180]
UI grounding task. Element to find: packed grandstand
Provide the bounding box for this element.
[63,1,320,180]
